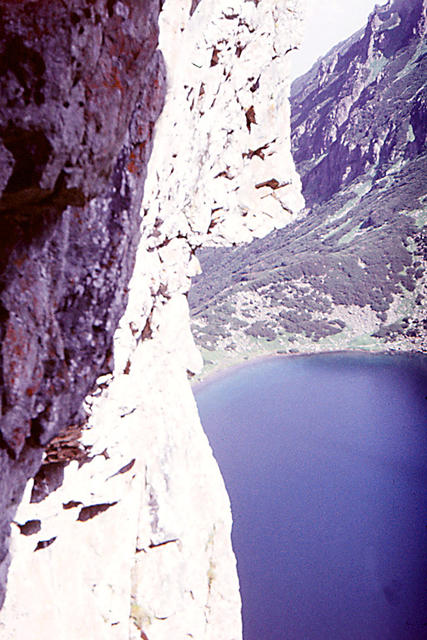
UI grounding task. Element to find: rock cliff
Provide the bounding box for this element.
[291,0,426,206]
[0,1,304,637]
[143,0,304,248]
[0,0,166,614]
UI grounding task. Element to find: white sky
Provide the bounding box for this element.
[291,0,388,79]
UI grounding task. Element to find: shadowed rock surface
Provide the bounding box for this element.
[291,0,426,206]
[0,0,166,607]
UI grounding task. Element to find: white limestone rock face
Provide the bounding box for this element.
[0,293,240,640]
[0,1,304,638]
[144,0,305,247]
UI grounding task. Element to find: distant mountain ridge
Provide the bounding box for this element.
[189,0,426,377]
[292,0,426,206]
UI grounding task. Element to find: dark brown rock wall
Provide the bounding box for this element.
[0,0,166,608]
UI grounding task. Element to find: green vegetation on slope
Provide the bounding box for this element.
[188,0,426,380]
[189,158,426,378]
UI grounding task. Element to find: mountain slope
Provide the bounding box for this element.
[189,0,427,377]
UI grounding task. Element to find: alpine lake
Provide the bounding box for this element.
[195,352,427,640]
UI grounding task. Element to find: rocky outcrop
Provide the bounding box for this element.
[143,0,305,247]
[0,0,166,611]
[0,296,241,638]
[0,0,305,637]
[291,0,426,206]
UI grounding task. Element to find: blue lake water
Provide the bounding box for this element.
[195,353,427,640]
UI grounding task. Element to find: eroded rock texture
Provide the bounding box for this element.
[0,0,304,637]
[291,0,426,206]
[0,0,166,608]
[143,0,305,247]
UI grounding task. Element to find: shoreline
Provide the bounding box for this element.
[192,346,426,392]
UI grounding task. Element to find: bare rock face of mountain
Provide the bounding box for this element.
[0,0,166,611]
[189,0,426,377]
[142,0,305,247]
[0,0,304,637]
[291,0,426,206]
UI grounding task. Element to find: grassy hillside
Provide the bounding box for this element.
[189,0,426,379]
